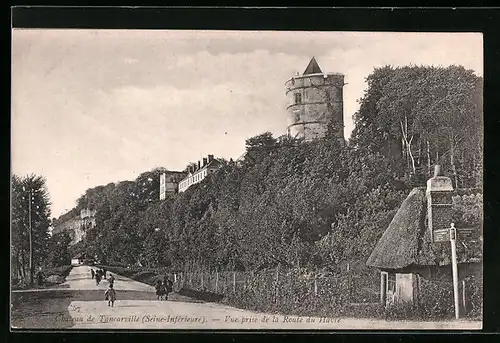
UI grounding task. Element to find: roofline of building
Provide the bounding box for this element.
[179,159,220,183]
[284,72,344,85]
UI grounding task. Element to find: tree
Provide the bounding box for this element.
[46,231,72,267]
[11,174,52,285]
[243,131,277,166]
[350,65,483,187]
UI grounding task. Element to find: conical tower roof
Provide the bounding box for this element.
[303,57,323,75]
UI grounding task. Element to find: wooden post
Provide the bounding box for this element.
[380,272,387,306]
[275,267,279,302]
[28,191,33,286]
[348,275,352,303]
[347,262,352,303]
[462,279,467,313]
[233,271,236,294]
[450,224,460,319]
[352,277,355,303]
[215,271,219,293]
[314,278,318,296]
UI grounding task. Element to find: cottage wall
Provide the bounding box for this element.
[381,271,415,305]
[395,273,414,303]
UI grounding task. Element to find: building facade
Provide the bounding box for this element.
[285,57,345,141]
[178,154,221,193]
[159,171,186,200]
[367,166,482,309]
[52,208,97,245]
[80,208,97,229]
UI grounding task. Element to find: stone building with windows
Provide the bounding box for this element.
[178,154,221,193]
[159,171,187,200]
[285,57,345,141]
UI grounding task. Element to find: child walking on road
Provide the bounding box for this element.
[104,284,116,307]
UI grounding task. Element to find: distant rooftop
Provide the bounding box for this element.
[303,57,323,75]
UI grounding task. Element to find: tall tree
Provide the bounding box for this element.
[11,174,52,285]
[350,65,482,187]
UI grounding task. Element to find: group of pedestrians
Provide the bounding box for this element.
[90,267,117,306]
[89,267,174,306]
[91,267,110,286]
[155,277,173,301]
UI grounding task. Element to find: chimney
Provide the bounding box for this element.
[426,165,454,242]
[208,154,214,163]
[198,160,201,170]
[203,157,208,166]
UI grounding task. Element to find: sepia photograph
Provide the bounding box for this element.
[11,28,483,330]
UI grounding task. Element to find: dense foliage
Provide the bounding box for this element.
[63,65,483,274]
[350,65,482,189]
[11,174,53,285]
[58,65,482,319]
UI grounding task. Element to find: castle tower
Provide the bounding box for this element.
[285,57,345,141]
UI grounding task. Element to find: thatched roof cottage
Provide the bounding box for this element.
[367,167,482,308]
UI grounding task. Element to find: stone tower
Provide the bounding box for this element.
[285,57,345,141]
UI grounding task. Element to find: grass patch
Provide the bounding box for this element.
[11,265,73,290]
[44,265,73,278]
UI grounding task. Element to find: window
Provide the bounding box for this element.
[387,272,396,293]
[294,93,302,104]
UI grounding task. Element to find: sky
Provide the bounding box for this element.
[11,30,483,218]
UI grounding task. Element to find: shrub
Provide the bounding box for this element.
[44,265,73,278]
[465,274,483,318]
[132,271,160,285]
[345,302,384,318]
[383,301,423,320]
[219,269,352,318]
[417,278,455,319]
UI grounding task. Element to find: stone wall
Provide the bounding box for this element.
[285,73,344,141]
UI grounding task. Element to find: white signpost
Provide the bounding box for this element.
[449,223,460,320]
[434,222,476,320]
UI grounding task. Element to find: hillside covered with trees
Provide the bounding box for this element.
[63,65,482,278]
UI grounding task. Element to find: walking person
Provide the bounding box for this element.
[155,280,165,301]
[35,268,44,287]
[104,284,117,307]
[91,269,95,280]
[95,270,101,286]
[103,268,107,279]
[164,277,173,301]
[107,274,115,287]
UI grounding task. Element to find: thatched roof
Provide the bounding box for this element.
[366,187,482,270]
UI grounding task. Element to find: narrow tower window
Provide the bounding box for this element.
[294,93,302,104]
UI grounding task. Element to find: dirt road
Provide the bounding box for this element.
[11,266,482,330]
